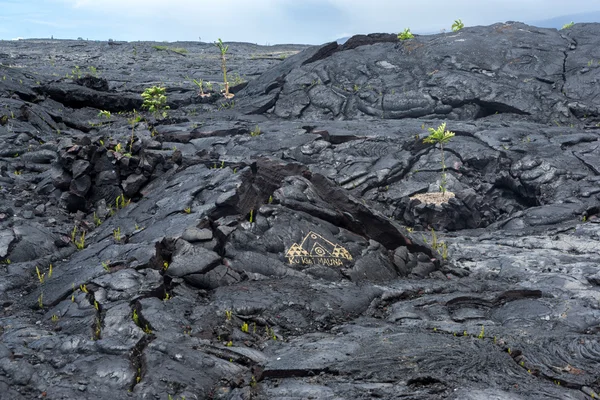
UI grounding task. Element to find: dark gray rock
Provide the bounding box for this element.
[166,239,222,279]
[182,227,213,242]
[71,159,91,178]
[392,246,410,276]
[122,173,148,197]
[69,174,92,197]
[20,149,57,164]
[0,229,14,258]
[3,26,600,400]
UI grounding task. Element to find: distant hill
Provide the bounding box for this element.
[334,13,600,44]
[528,11,600,29]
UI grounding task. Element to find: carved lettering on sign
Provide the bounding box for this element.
[285,231,352,266]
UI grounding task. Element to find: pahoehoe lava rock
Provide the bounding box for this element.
[1,23,600,399]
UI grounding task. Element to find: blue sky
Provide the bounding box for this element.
[1,0,599,44]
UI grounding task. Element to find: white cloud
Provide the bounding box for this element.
[61,0,285,15]
[54,0,292,42]
[33,0,600,44]
[325,0,600,33]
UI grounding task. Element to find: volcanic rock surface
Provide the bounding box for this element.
[1,22,600,399]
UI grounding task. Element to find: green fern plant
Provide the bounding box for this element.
[113,227,121,242]
[215,39,234,99]
[141,86,169,118]
[398,28,414,40]
[98,110,111,119]
[561,21,574,30]
[250,125,261,137]
[452,19,464,32]
[423,123,455,194]
[193,78,210,97]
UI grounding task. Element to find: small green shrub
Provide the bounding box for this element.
[250,125,261,137]
[398,28,414,40]
[561,21,574,30]
[452,19,464,32]
[113,227,121,242]
[192,78,206,96]
[98,110,111,119]
[423,123,455,194]
[215,38,234,98]
[230,72,246,86]
[36,266,45,283]
[141,86,169,118]
[71,226,86,250]
[153,45,187,54]
[68,66,82,79]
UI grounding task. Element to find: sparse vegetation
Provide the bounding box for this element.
[93,212,102,227]
[98,110,111,119]
[423,122,455,195]
[113,227,122,242]
[192,78,210,97]
[229,72,246,87]
[398,28,414,40]
[126,111,139,156]
[218,100,235,110]
[452,19,464,32]
[93,317,101,340]
[215,38,234,98]
[250,125,261,137]
[561,21,575,30]
[36,265,45,283]
[68,65,82,79]
[153,45,188,54]
[71,226,86,250]
[115,194,130,210]
[141,86,169,118]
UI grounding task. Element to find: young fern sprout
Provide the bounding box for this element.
[423,123,455,195]
[193,78,210,97]
[561,21,574,30]
[452,19,464,32]
[215,38,234,99]
[398,28,414,40]
[141,86,169,118]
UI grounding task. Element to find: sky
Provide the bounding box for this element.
[1,0,599,45]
